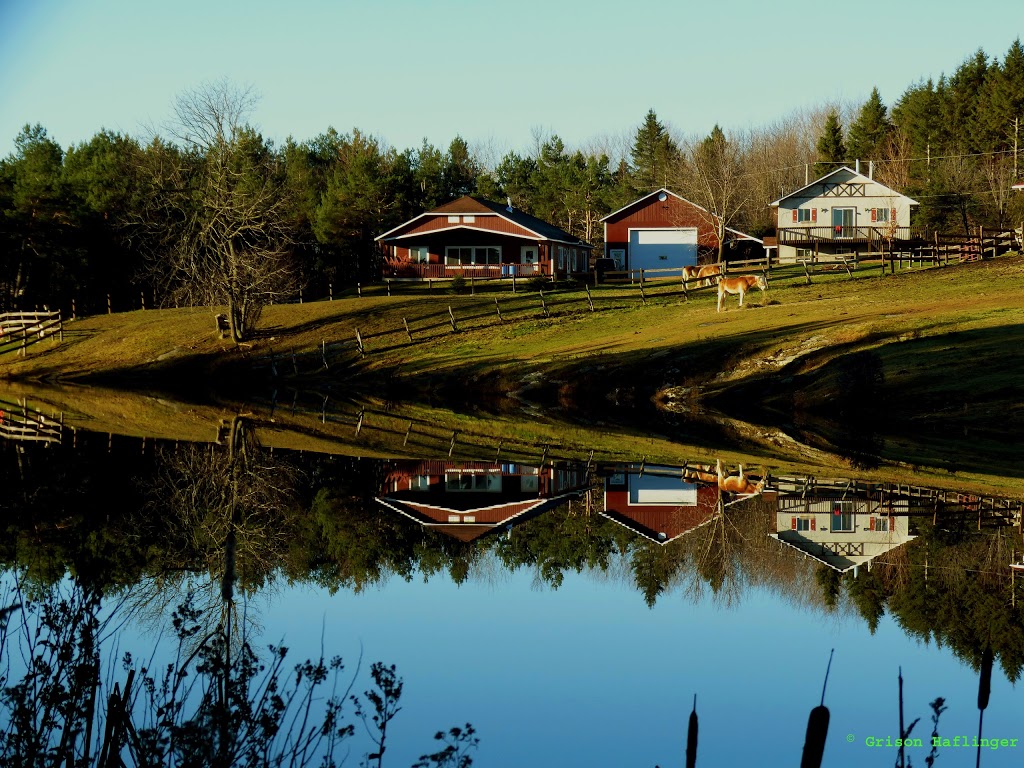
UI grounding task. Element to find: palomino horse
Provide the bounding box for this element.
[696,264,722,287]
[716,460,765,496]
[682,265,701,284]
[716,274,767,312]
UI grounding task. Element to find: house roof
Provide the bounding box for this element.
[376,195,592,248]
[770,166,919,206]
[600,187,763,244]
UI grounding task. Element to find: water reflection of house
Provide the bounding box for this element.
[770,492,915,572]
[376,460,591,542]
[600,465,719,545]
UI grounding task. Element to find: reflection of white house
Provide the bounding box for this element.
[769,496,915,571]
[772,166,919,263]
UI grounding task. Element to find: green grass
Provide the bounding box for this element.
[2,255,1023,483]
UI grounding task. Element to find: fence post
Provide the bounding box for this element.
[71,298,76,320]
[448,305,458,332]
[329,283,333,301]
[321,339,329,369]
[538,290,549,318]
[357,282,362,298]
[584,283,595,311]
[299,286,303,304]
[494,297,503,323]
[512,273,517,294]
[639,279,646,304]
[140,291,145,310]
[386,280,391,297]
[404,317,414,341]
[107,294,112,314]
[470,276,475,295]
[801,259,812,285]
[355,329,365,356]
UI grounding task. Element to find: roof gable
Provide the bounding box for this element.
[376,195,592,247]
[770,166,919,206]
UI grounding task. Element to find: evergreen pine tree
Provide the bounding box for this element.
[630,109,679,190]
[847,87,890,163]
[814,109,847,176]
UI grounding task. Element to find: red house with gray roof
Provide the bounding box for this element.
[377,196,592,280]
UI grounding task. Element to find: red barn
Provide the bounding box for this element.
[600,188,760,272]
[601,465,720,545]
[377,196,592,281]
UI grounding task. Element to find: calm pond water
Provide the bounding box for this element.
[2,395,1023,767]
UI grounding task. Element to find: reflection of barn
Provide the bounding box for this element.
[376,460,591,542]
[600,465,719,545]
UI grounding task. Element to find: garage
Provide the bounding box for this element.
[627,228,698,272]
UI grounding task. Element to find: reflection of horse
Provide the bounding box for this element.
[716,460,765,495]
[716,275,767,312]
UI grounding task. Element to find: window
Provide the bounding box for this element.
[463,215,475,223]
[409,245,429,264]
[557,246,568,269]
[870,517,890,532]
[445,471,501,492]
[797,208,817,223]
[447,215,460,223]
[870,208,889,223]
[831,502,855,532]
[444,246,501,266]
[410,475,430,491]
[795,517,813,531]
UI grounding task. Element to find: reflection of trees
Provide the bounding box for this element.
[0,576,478,767]
[135,417,304,640]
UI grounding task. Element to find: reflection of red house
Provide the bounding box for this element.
[377,460,590,542]
[376,196,592,280]
[601,466,719,544]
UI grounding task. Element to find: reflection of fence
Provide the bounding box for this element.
[0,398,62,444]
[0,311,63,357]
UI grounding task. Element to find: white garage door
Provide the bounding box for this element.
[628,228,698,271]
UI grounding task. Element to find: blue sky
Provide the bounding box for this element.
[1,0,1022,159]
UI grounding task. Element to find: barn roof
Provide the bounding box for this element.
[600,187,762,243]
[376,195,592,247]
[769,166,919,206]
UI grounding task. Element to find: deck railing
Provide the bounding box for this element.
[383,262,542,280]
[777,226,926,244]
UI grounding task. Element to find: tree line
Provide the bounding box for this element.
[1,42,1022,335]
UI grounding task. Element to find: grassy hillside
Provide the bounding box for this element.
[2,255,1022,477]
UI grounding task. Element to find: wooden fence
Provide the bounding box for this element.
[0,397,63,444]
[0,310,63,357]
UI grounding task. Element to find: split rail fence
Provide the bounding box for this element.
[0,311,64,357]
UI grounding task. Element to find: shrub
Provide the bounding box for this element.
[448,275,467,294]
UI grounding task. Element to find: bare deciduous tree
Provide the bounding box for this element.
[678,126,752,263]
[142,80,297,342]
